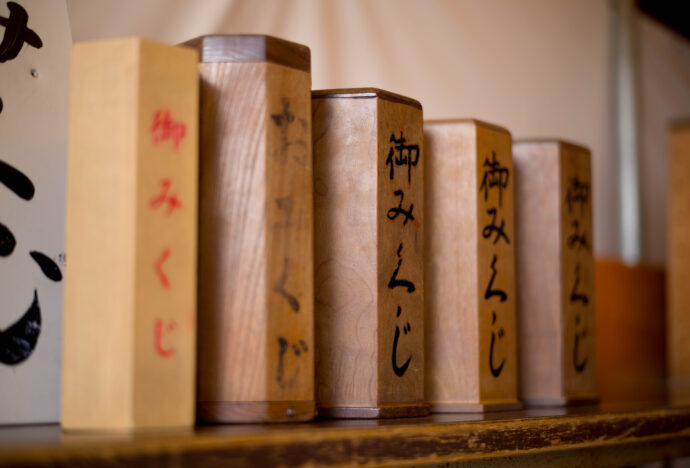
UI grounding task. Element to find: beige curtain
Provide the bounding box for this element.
[67,0,690,264]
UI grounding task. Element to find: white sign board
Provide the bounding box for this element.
[0,0,71,424]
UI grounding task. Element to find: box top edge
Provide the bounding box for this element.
[312,88,422,110]
[180,34,310,72]
[424,118,510,135]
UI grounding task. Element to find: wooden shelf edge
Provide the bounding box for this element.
[1,406,690,467]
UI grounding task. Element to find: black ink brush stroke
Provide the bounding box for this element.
[392,325,411,377]
[0,2,43,63]
[0,159,35,200]
[574,332,588,373]
[30,251,62,281]
[0,289,40,365]
[0,221,16,256]
[489,331,506,378]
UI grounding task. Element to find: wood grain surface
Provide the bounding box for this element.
[513,140,597,406]
[1,405,689,467]
[424,119,520,412]
[668,122,690,406]
[313,96,378,410]
[62,38,198,429]
[190,35,314,423]
[313,89,427,418]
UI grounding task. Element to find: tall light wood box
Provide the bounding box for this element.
[62,38,199,429]
[513,140,597,406]
[313,89,428,418]
[668,122,690,405]
[425,119,520,412]
[183,35,315,423]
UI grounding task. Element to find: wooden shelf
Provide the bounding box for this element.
[1,404,690,467]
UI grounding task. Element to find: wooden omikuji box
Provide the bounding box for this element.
[183,35,315,423]
[513,140,597,406]
[62,38,198,429]
[668,122,690,406]
[312,89,427,418]
[424,119,520,412]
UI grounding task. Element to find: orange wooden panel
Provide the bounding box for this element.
[595,259,666,405]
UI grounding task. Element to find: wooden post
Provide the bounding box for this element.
[62,38,199,429]
[668,122,690,406]
[312,88,428,418]
[424,119,521,412]
[183,35,315,423]
[513,140,597,406]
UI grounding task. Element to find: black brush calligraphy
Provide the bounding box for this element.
[385,131,420,185]
[569,264,589,305]
[0,160,62,366]
[479,151,509,208]
[488,311,506,378]
[482,208,510,245]
[565,177,590,216]
[573,314,588,373]
[276,336,308,388]
[387,189,418,227]
[274,257,300,312]
[270,97,308,166]
[387,242,416,293]
[391,306,412,377]
[0,1,43,63]
[484,255,507,302]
